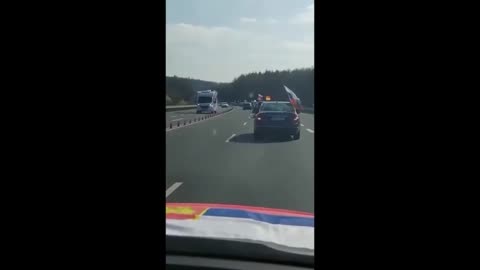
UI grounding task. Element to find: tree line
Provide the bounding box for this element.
[165,76,218,105]
[166,67,314,107]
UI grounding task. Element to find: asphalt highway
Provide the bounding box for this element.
[166,106,314,213]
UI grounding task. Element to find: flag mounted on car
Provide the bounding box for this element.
[257,94,263,101]
[284,85,303,111]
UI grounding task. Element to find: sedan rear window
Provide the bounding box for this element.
[260,103,295,112]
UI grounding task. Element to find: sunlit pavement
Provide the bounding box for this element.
[166,108,314,213]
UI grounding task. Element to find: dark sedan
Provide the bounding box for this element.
[243,103,252,110]
[253,101,300,140]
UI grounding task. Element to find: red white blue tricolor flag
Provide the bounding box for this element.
[166,203,314,256]
[257,94,263,101]
[284,85,303,111]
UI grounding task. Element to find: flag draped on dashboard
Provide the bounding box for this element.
[284,85,303,111]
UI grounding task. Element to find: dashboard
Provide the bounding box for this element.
[167,255,314,270]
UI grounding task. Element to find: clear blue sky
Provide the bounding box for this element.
[166,0,314,82]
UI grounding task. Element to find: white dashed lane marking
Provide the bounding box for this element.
[243,122,247,126]
[301,124,304,127]
[225,134,236,143]
[306,129,314,133]
[166,182,183,198]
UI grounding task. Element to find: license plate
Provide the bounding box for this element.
[271,117,285,121]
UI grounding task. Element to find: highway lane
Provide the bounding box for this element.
[166,108,315,213]
[298,112,315,133]
[166,107,232,128]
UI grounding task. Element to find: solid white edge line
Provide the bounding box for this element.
[171,118,184,121]
[166,108,235,133]
[225,134,236,143]
[166,182,183,198]
[306,128,314,133]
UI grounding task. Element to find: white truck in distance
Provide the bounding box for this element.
[196,90,218,114]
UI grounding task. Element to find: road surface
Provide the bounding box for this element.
[166,107,314,213]
[166,107,232,128]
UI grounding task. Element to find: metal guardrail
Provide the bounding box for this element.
[166,105,197,112]
[302,107,314,114]
[166,107,234,130]
[165,104,313,113]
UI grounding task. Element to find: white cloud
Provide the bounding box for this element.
[166,23,313,82]
[240,17,257,23]
[289,3,314,24]
[282,41,314,51]
[265,18,278,24]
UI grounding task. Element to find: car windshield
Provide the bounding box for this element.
[198,97,212,103]
[260,103,295,112]
[166,0,314,264]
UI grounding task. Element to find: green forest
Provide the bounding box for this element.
[166,67,314,107]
